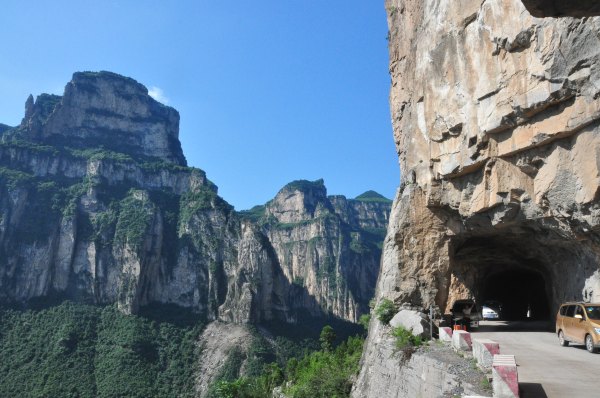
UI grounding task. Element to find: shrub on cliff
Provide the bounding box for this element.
[374,298,397,324]
[392,326,423,349]
[392,326,424,362]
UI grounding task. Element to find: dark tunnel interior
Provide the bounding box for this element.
[451,233,561,323]
[481,268,551,321]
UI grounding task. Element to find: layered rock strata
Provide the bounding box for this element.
[354,1,600,396]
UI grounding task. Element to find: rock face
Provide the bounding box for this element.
[239,181,390,322]
[354,326,489,398]
[0,72,390,325]
[353,1,600,396]
[8,71,186,165]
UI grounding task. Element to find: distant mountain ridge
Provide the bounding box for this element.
[0,71,391,324]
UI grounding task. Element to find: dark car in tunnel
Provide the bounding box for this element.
[556,302,600,353]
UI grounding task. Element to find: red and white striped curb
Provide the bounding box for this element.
[473,338,500,371]
[451,330,472,351]
[492,354,519,398]
[439,326,453,342]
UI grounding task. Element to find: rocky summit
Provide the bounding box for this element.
[8,71,186,165]
[353,1,600,396]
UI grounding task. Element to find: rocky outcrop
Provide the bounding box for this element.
[353,320,489,397]
[224,180,391,323]
[382,0,600,315]
[7,71,185,165]
[354,1,600,396]
[0,73,390,325]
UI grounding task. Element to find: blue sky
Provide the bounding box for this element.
[0,1,398,210]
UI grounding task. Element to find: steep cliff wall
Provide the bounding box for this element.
[0,73,232,316]
[8,71,186,165]
[0,73,390,325]
[353,1,600,396]
[240,181,389,323]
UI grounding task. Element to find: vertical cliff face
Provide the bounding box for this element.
[353,1,600,395]
[382,0,600,315]
[11,71,186,165]
[225,180,391,323]
[0,73,390,326]
[0,81,227,317]
[0,72,240,318]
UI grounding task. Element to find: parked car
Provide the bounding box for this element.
[450,299,482,329]
[482,305,500,320]
[483,300,503,319]
[556,302,600,353]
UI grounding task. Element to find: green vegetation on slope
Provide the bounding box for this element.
[0,301,203,398]
[374,298,397,324]
[114,191,155,251]
[179,186,233,229]
[237,205,266,222]
[213,328,364,398]
[33,94,62,122]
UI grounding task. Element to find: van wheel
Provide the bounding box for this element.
[558,330,569,347]
[585,335,597,353]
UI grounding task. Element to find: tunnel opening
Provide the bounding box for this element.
[445,226,600,327]
[446,233,560,324]
[481,268,551,321]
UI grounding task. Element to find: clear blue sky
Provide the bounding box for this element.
[0,1,398,210]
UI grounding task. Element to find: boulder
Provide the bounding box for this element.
[389,309,431,337]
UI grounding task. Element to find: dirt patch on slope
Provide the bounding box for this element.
[194,321,253,397]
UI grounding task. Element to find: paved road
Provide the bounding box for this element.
[473,320,599,398]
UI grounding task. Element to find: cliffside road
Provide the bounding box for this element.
[473,321,598,398]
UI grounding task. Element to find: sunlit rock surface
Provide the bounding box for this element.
[353,1,600,396]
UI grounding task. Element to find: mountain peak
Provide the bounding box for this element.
[9,71,186,165]
[281,178,325,194]
[354,190,391,203]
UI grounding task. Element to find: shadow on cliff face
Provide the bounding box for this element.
[520,0,600,18]
[447,228,600,321]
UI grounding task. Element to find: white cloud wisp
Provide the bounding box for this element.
[148,86,169,104]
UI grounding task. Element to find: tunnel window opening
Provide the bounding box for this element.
[481,268,551,321]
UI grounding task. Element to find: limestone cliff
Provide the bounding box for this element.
[0,72,390,326]
[7,71,186,165]
[225,180,390,323]
[0,72,230,316]
[353,1,600,396]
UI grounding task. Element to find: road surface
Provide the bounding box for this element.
[473,320,599,398]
